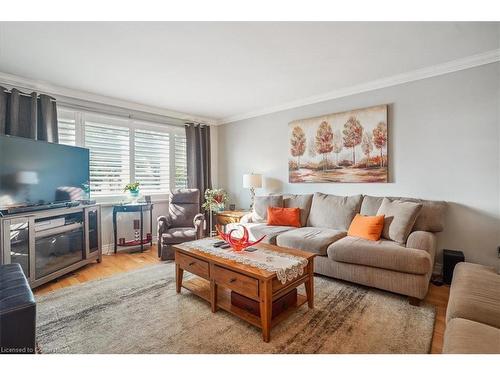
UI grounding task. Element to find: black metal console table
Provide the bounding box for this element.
[112,203,154,253]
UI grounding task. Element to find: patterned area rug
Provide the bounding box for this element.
[36,263,435,353]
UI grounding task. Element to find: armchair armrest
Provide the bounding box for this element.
[157,215,172,235]
[157,215,172,257]
[193,213,205,239]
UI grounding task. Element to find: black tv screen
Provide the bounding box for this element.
[0,134,90,211]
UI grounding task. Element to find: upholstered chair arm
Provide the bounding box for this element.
[240,212,253,224]
[193,213,205,239]
[406,231,437,267]
[157,215,172,253]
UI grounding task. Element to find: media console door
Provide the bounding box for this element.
[1,216,36,283]
[84,206,102,262]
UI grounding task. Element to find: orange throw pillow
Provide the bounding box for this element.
[267,207,301,227]
[347,214,385,241]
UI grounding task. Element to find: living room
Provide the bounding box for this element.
[1,1,499,373]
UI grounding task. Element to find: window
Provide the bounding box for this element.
[57,110,77,146]
[134,128,170,194]
[85,119,130,196]
[174,134,188,189]
[56,107,188,199]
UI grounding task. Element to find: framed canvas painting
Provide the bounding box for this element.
[289,104,388,183]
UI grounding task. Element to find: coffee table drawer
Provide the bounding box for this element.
[213,265,259,300]
[176,252,209,279]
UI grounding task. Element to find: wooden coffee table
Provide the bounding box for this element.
[173,241,315,342]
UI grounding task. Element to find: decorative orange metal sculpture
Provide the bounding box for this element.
[215,224,266,252]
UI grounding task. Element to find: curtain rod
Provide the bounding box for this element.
[58,100,186,128]
[1,87,56,101]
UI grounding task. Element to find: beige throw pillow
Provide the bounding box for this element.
[376,198,423,244]
[307,193,363,231]
[251,195,283,222]
[283,194,313,227]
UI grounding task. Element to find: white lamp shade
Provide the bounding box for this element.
[243,173,262,189]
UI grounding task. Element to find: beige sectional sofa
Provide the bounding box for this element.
[443,262,500,353]
[232,192,446,302]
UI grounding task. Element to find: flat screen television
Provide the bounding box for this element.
[0,134,90,212]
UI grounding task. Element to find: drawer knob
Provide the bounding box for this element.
[188,262,195,266]
[229,278,237,283]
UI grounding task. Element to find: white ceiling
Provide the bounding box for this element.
[0,22,498,122]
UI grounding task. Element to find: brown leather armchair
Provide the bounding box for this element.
[157,189,205,260]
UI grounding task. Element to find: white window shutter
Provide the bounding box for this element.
[84,121,130,196]
[174,133,188,189]
[134,129,170,194]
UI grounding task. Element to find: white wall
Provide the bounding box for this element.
[217,63,500,270]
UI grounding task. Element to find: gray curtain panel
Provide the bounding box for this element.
[0,86,58,142]
[185,123,212,234]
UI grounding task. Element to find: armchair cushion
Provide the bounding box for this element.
[162,227,197,244]
[168,189,201,227]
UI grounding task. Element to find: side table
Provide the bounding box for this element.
[113,203,154,253]
[215,210,249,232]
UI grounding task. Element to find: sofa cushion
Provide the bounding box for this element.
[307,193,362,231]
[347,214,385,241]
[446,262,500,329]
[252,195,283,222]
[276,227,346,256]
[327,236,432,275]
[162,227,197,244]
[376,198,422,243]
[361,195,446,233]
[267,207,301,227]
[443,318,500,354]
[226,223,294,245]
[283,194,313,227]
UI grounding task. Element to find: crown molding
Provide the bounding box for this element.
[217,48,500,125]
[0,71,218,126]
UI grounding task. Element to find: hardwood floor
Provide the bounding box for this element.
[33,245,450,354]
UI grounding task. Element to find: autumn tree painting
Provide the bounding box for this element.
[361,132,373,167]
[343,116,363,165]
[290,125,306,169]
[332,129,343,166]
[288,105,388,183]
[373,121,388,167]
[315,121,333,171]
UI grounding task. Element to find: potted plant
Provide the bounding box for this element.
[124,182,141,203]
[202,188,228,236]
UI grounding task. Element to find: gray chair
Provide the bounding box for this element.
[157,189,205,260]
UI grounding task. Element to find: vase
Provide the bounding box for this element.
[128,189,140,203]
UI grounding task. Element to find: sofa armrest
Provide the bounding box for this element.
[193,213,205,239]
[406,231,437,267]
[240,212,254,224]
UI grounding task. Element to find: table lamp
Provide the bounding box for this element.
[243,173,262,210]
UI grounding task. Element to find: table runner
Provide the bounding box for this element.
[183,238,308,284]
